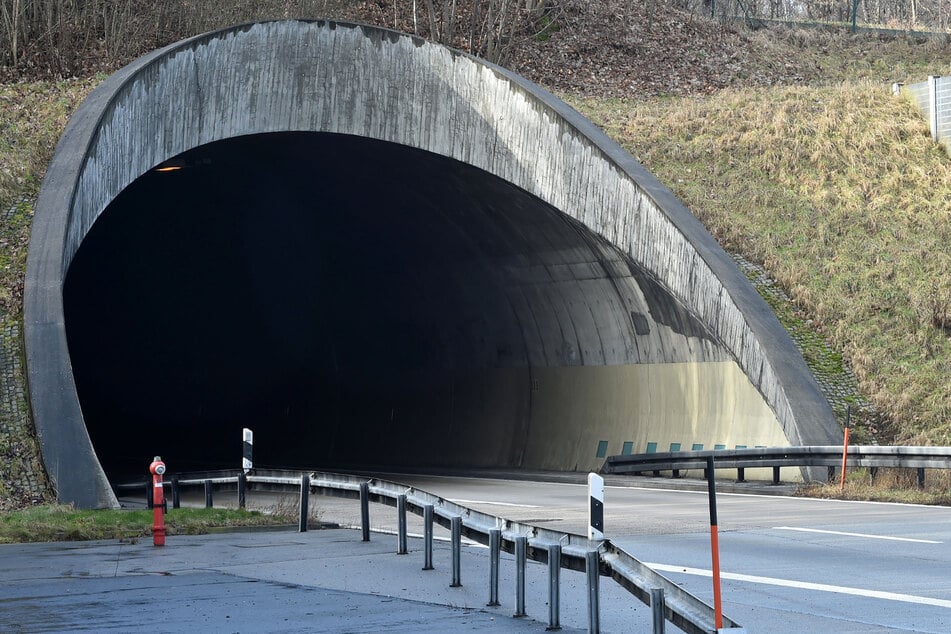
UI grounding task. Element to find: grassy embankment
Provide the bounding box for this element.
[0,79,100,301]
[566,38,951,501]
[0,505,295,544]
[569,80,951,445]
[0,78,101,509]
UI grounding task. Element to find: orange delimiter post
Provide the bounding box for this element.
[706,455,723,630]
[840,406,852,491]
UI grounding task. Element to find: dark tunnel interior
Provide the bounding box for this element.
[63,131,717,480]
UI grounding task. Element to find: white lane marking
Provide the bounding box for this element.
[604,485,951,509]
[774,526,942,544]
[375,473,951,510]
[450,499,540,508]
[363,527,488,548]
[647,562,951,609]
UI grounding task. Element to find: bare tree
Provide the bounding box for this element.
[0,0,22,66]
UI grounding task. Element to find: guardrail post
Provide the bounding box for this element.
[548,544,561,630]
[204,479,213,508]
[360,482,370,542]
[772,466,781,485]
[299,473,309,532]
[917,467,926,490]
[650,588,666,634]
[170,476,180,509]
[736,467,745,483]
[238,471,247,509]
[487,529,501,606]
[450,516,462,587]
[869,466,878,484]
[397,494,408,555]
[422,504,434,570]
[586,550,600,633]
[929,75,940,142]
[514,536,527,617]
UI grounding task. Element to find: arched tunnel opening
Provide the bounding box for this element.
[64,131,722,481]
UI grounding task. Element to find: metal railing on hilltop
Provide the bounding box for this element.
[899,76,951,157]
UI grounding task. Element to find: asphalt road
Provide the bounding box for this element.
[320,474,951,633]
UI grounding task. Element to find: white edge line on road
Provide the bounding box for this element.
[368,472,951,511]
[604,485,951,509]
[350,526,488,548]
[450,499,540,508]
[647,562,951,609]
[774,526,942,543]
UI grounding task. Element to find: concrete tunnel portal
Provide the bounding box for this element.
[65,131,730,478]
[27,20,839,507]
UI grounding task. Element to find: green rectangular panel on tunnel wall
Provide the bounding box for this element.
[621,441,633,455]
[692,443,704,450]
[646,442,657,453]
[669,443,681,452]
[596,440,609,458]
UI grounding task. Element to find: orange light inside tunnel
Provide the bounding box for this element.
[154,165,183,173]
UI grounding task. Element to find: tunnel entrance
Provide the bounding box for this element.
[64,131,723,480]
[29,20,835,508]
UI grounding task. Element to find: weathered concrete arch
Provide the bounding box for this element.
[26,20,838,508]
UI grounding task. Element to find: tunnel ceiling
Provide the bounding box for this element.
[64,132,729,477]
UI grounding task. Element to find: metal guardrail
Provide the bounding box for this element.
[602,445,951,485]
[116,468,742,633]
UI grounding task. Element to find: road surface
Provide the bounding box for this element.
[316,473,951,633]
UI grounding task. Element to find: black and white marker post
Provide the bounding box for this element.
[588,473,604,539]
[706,455,723,631]
[242,428,253,474]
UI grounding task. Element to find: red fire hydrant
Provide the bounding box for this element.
[149,456,166,547]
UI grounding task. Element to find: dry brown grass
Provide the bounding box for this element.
[0,78,99,313]
[748,26,951,87]
[569,80,951,444]
[799,467,951,505]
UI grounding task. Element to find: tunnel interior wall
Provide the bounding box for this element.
[27,20,837,506]
[63,132,789,477]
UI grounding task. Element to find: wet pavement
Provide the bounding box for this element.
[0,527,610,633]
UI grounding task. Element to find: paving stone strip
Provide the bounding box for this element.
[0,198,52,510]
[732,253,880,438]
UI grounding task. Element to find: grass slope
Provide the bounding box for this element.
[569,80,951,444]
[0,79,99,312]
[0,505,293,543]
